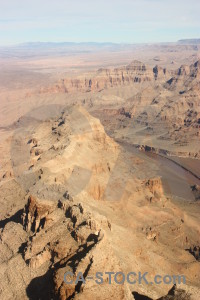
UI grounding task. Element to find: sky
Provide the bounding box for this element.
[0,0,200,45]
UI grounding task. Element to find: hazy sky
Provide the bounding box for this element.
[0,0,200,45]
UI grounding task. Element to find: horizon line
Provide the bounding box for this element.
[0,38,200,47]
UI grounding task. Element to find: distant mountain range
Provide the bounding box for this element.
[2,38,200,48]
[178,39,200,44]
[0,39,199,59]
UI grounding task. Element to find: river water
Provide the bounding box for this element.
[119,141,200,201]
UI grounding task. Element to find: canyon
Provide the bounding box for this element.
[0,42,200,300]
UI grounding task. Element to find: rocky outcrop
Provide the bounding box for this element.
[136,143,200,160]
[187,245,200,261]
[22,195,56,232]
[191,184,200,200]
[19,195,131,300]
[145,177,163,198]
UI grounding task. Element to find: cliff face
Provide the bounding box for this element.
[37,59,200,96]
[114,60,200,158]
[165,59,200,90]
[39,60,170,94]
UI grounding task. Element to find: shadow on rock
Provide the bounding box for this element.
[0,209,23,229]
[26,269,54,300]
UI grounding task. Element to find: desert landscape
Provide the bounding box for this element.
[0,40,200,300]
